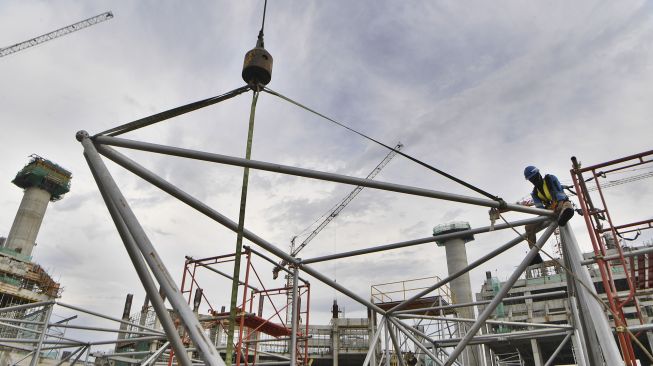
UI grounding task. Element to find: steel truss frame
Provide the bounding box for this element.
[70,84,626,366]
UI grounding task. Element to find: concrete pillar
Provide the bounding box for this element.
[442,237,474,317]
[433,221,480,366]
[116,293,134,352]
[5,187,52,257]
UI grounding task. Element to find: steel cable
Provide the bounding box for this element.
[96,85,251,137]
[262,86,506,205]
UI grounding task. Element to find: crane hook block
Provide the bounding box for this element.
[242,46,273,86]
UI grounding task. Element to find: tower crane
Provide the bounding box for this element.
[0,11,113,58]
[273,142,404,279]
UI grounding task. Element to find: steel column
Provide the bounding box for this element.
[79,132,223,366]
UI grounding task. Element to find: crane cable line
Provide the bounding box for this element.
[262,86,507,206]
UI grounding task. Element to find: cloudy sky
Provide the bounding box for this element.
[1,0,652,343]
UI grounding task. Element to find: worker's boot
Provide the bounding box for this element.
[557,201,574,226]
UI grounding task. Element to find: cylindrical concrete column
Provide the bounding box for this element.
[5,187,52,257]
[442,237,474,319]
[434,221,480,366]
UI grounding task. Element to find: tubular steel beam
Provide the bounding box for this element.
[95,143,387,314]
[394,290,567,315]
[29,303,52,366]
[433,329,569,347]
[141,341,170,366]
[443,222,557,366]
[79,132,222,366]
[544,332,572,366]
[50,323,162,336]
[55,345,85,366]
[56,302,163,334]
[83,336,165,346]
[573,149,653,173]
[582,245,653,265]
[362,317,387,366]
[560,225,624,365]
[85,155,193,366]
[68,345,89,366]
[197,262,259,291]
[303,216,549,264]
[246,246,310,283]
[290,266,300,366]
[394,314,572,330]
[0,301,54,313]
[387,322,407,366]
[96,85,251,137]
[387,225,547,314]
[93,135,553,216]
[389,317,445,366]
[0,318,44,325]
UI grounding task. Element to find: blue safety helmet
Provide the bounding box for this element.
[524,166,539,180]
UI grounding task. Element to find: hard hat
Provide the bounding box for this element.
[524,166,539,180]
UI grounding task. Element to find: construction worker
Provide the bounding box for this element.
[523,165,574,265]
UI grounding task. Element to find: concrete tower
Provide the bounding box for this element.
[4,155,71,257]
[433,221,480,366]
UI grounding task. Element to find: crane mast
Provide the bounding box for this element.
[1,11,114,58]
[273,142,403,279]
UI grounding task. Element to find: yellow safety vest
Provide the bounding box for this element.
[536,179,553,205]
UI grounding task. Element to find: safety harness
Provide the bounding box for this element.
[534,175,556,209]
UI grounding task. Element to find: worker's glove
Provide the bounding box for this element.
[489,208,500,230]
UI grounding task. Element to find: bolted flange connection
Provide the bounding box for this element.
[242,46,273,86]
[76,130,90,141]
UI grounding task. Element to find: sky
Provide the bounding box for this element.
[1,0,652,349]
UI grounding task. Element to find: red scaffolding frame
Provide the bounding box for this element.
[571,149,653,366]
[179,247,311,365]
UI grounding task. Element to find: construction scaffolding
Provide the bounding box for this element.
[180,248,311,365]
[571,149,653,365]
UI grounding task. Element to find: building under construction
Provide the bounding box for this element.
[1,4,653,366]
[0,156,69,364]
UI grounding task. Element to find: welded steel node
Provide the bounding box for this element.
[76,130,89,141]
